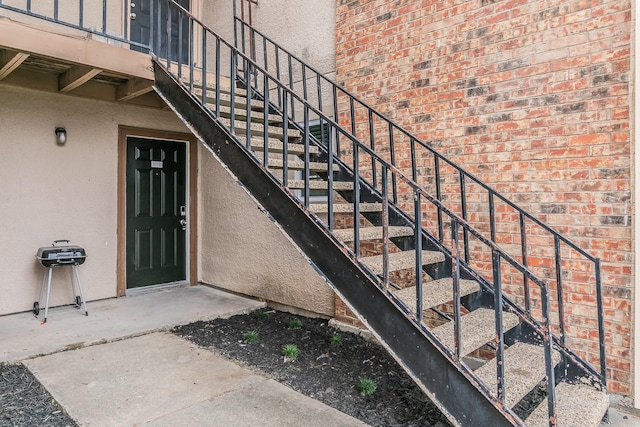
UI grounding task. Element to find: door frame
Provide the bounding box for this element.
[117,125,198,296]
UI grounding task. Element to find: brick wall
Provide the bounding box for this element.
[335,0,632,394]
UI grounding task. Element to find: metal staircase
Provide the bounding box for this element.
[151,1,608,426]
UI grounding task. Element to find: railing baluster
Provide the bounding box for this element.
[304,105,310,207]
[382,166,389,290]
[353,143,360,258]
[177,8,183,78]
[53,0,58,21]
[520,212,530,313]
[554,235,566,346]
[541,283,557,427]
[79,0,84,29]
[275,47,282,108]
[189,18,194,92]
[459,171,469,263]
[165,2,171,69]
[244,61,252,150]
[214,36,220,118]
[232,0,238,48]
[282,91,289,187]
[288,54,295,122]
[349,96,356,137]
[435,155,443,242]
[388,122,397,204]
[101,0,106,33]
[201,30,207,104]
[229,51,236,129]
[414,191,423,323]
[489,191,496,242]
[595,258,607,385]
[155,0,161,56]
[451,219,462,358]
[493,251,505,403]
[263,73,269,167]
[327,123,335,231]
[410,137,417,182]
[369,109,376,188]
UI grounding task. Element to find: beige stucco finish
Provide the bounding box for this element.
[0,84,188,315]
[198,145,335,317]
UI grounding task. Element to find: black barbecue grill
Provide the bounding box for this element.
[35,240,88,323]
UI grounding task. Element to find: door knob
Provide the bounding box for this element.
[130,12,137,20]
[180,219,187,230]
[131,2,136,7]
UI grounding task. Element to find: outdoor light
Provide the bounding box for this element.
[55,127,67,145]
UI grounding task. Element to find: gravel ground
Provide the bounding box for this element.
[0,363,76,427]
[174,308,452,427]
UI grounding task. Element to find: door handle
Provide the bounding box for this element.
[130,12,137,20]
[180,219,187,230]
[131,2,136,7]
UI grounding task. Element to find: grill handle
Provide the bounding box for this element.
[53,239,70,246]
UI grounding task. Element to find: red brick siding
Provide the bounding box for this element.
[336,0,632,394]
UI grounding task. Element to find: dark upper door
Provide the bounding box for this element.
[130,0,190,64]
[126,137,187,288]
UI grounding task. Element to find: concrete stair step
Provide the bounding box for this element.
[526,382,608,427]
[194,89,264,111]
[333,226,414,243]
[393,278,479,312]
[248,139,320,155]
[360,250,445,275]
[475,342,561,408]
[287,180,354,190]
[220,118,300,139]
[267,159,339,172]
[207,103,282,123]
[432,308,519,356]
[309,202,382,213]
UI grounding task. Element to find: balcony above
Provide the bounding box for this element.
[0,16,164,108]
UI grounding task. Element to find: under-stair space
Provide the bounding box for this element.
[148,3,609,426]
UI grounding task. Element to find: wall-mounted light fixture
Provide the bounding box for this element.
[55,127,67,145]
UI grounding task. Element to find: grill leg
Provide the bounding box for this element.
[43,267,53,323]
[69,267,78,304]
[37,267,48,318]
[73,265,89,316]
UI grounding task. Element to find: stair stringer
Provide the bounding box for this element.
[153,61,524,427]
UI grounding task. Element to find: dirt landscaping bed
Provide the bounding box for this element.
[173,308,451,427]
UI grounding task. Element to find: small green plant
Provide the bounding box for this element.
[282,344,299,360]
[288,319,303,329]
[355,377,377,396]
[243,330,258,344]
[329,334,343,347]
[254,310,269,320]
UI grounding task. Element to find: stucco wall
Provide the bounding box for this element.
[200,1,336,119]
[0,84,188,315]
[198,144,335,317]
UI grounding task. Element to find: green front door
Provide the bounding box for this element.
[126,137,187,289]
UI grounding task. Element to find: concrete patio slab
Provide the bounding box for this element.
[0,284,264,362]
[24,332,365,427]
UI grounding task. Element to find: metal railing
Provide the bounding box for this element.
[0,0,148,49]
[232,6,606,385]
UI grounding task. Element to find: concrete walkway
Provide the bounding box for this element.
[0,285,365,426]
[0,284,638,426]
